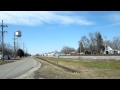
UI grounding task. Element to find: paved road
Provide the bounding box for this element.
[0,57,38,79]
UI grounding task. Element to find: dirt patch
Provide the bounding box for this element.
[34,58,78,79]
[37,57,79,73]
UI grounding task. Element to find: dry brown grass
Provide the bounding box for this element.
[34,57,120,79]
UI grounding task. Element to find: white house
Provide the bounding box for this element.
[47,52,54,56]
[105,46,120,54]
[42,53,48,56]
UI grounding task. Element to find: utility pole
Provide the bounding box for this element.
[104,36,107,54]
[23,42,25,57]
[13,32,16,59]
[23,42,24,51]
[80,42,81,54]
[0,20,8,61]
[79,41,81,59]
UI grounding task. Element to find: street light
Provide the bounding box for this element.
[0,20,8,61]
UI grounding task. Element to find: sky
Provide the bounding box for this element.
[0,11,120,55]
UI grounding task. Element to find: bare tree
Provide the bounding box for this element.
[4,43,14,55]
[80,36,90,51]
[89,32,104,54]
[112,37,120,50]
[78,31,120,54]
[60,46,76,55]
[89,32,97,53]
[106,40,112,48]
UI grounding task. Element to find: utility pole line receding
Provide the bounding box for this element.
[0,20,8,61]
[23,42,25,57]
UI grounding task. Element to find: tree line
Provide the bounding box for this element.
[60,32,120,55]
[0,42,30,59]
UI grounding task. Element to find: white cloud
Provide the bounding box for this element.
[94,12,120,30]
[94,22,120,30]
[109,13,120,21]
[0,11,94,26]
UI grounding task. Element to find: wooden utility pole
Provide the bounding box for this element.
[1,20,8,60]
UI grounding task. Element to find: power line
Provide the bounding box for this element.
[0,20,8,61]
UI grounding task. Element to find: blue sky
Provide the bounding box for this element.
[0,11,120,55]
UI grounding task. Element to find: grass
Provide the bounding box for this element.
[34,56,120,79]
[39,57,120,69]
[0,60,14,65]
[72,59,120,69]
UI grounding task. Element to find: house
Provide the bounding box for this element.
[69,51,77,55]
[105,46,120,54]
[47,52,54,56]
[58,53,65,56]
[42,53,48,56]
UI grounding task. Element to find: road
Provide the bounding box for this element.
[0,56,40,79]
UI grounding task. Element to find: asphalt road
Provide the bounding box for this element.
[0,56,39,79]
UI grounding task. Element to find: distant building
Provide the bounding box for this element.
[104,46,120,54]
[69,51,77,55]
[48,52,54,56]
[58,53,65,56]
[36,54,39,56]
[43,53,48,56]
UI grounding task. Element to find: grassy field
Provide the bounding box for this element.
[34,56,120,79]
